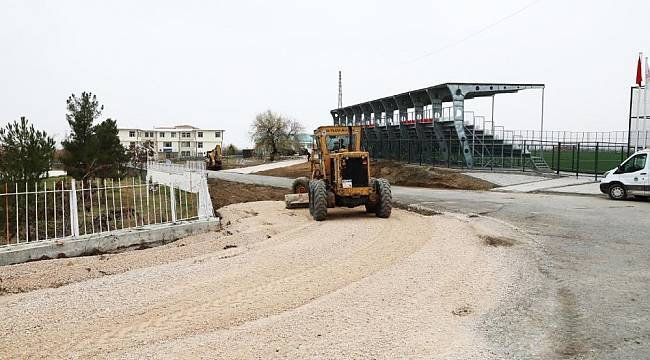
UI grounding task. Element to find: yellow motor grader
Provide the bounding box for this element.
[288,125,392,221]
[205,144,223,171]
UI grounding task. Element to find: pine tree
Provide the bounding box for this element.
[0,117,56,182]
[61,92,126,179]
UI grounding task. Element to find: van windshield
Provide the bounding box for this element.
[620,153,647,173]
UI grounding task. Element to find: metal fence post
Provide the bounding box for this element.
[69,180,80,237]
[576,143,581,178]
[522,140,526,172]
[556,142,561,175]
[571,145,576,173]
[447,137,452,168]
[594,142,599,181]
[551,144,555,171]
[490,138,494,171]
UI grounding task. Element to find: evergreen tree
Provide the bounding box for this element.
[61,92,126,179]
[0,117,56,182]
[94,119,128,178]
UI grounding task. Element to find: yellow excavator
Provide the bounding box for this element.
[205,144,223,171]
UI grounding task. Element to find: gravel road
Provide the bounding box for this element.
[0,201,541,359]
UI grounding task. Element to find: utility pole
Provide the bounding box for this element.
[338,70,343,109]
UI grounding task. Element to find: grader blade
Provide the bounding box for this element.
[285,193,309,209]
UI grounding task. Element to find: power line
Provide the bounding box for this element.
[404,0,544,64]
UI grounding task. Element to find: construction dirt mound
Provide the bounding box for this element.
[208,178,287,211]
[257,159,495,190]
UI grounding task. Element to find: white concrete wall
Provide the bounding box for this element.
[146,163,213,219]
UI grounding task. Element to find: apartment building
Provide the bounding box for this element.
[118,125,224,159]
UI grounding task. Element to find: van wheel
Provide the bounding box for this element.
[608,183,627,200]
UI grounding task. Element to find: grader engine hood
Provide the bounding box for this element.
[334,152,370,193]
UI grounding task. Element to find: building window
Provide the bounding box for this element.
[180,151,191,157]
[159,132,165,138]
[215,131,221,138]
[171,132,176,138]
[197,142,203,148]
[197,131,203,138]
[181,141,191,148]
[130,141,136,148]
[144,131,154,138]
[181,132,191,138]
[129,131,135,137]
[163,142,172,148]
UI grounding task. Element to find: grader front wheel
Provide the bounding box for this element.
[310,180,328,221]
[292,177,310,194]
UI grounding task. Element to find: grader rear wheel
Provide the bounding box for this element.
[375,178,392,218]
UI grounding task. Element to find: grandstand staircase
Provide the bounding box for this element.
[527,156,552,172]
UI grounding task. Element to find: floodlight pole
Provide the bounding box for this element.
[539,85,540,159]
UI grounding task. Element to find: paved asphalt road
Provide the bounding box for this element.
[395,187,650,359]
[209,170,650,359]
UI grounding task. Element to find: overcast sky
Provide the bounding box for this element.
[1,0,649,147]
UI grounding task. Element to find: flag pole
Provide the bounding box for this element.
[641,56,650,149]
[635,52,643,150]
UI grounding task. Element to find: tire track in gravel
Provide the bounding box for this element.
[3,204,434,359]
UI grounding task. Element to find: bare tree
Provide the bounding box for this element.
[250,110,304,161]
[127,140,155,169]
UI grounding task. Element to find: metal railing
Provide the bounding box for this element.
[1,177,204,246]
[493,129,631,145]
[363,136,633,179]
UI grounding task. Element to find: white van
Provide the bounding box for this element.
[600,149,650,200]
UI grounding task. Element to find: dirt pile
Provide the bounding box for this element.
[258,159,495,190]
[371,160,494,190]
[208,179,287,211]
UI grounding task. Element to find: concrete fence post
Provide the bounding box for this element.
[197,173,214,219]
[170,183,177,223]
[69,181,80,237]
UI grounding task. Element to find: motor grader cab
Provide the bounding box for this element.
[289,126,392,221]
[205,144,223,171]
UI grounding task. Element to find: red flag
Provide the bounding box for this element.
[637,55,643,86]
